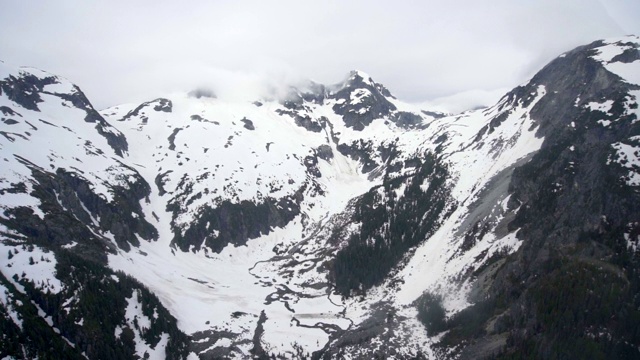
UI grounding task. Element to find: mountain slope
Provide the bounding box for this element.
[433,36,640,360]
[0,62,189,359]
[0,35,639,359]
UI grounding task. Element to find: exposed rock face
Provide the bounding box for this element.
[330,71,398,131]
[0,164,155,262]
[169,192,303,253]
[432,38,640,359]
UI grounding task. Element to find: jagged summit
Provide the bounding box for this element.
[343,69,375,86]
[332,69,395,98]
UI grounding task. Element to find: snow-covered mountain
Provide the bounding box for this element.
[1,36,639,359]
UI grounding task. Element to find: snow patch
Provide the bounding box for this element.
[0,242,62,294]
[586,100,614,114]
[609,141,640,186]
[349,88,372,105]
[0,282,23,329]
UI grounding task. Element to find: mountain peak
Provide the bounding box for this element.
[331,69,394,100]
[347,69,374,86]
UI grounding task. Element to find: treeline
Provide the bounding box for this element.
[332,154,453,297]
[0,248,190,359]
[1,270,84,359]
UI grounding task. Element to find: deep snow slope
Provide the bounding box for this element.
[1,36,639,359]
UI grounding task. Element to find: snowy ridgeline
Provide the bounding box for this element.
[104,59,554,357]
[0,35,639,358]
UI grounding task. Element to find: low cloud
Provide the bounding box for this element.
[0,0,638,109]
[418,88,511,115]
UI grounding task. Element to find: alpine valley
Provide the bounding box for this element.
[1,36,639,359]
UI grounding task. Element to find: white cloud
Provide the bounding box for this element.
[418,88,511,114]
[0,0,637,109]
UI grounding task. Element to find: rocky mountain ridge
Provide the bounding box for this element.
[0,36,639,359]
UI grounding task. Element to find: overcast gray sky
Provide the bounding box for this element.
[1,0,638,112]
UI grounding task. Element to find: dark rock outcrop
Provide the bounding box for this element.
[330,71,397,131]
[169,188,304,253]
